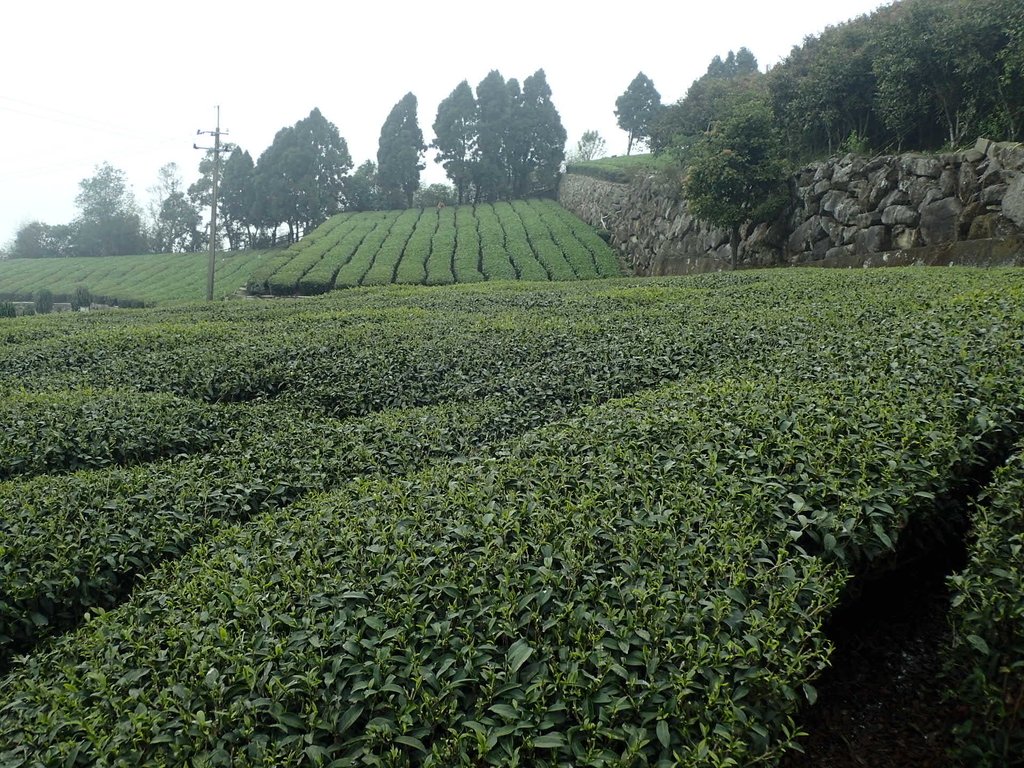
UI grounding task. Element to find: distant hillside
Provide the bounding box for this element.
[0,250,269,306]
[244,198,622,296]
[0,200,622,306]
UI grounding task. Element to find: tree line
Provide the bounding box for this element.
[604,0,1023,265]
[12,69,566,258]
[617,0,1023,161]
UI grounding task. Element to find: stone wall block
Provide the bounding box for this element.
[959,162,980,203]
[834,197,864,225]
[865,166,897,209]
[919,197,963,246]
[1003,173,1024,229]
[907,177,938,207]
[821,189,849,216]
[811,237,832,260]
[787,216,826,254]
[968,213,1018,240]
[981,184,1009,206]
[995,143,1024,171]
[881,205,920,227]
[880,188,911,209]
[892,226,921,249]
[855,225,891,255]
[855,211,884,228]
[905,156,943,178]
[812,179,832,199]
[939,168,958,198]
[826,244,856,261]
[959,201,988,238]
[979,163,1010,189]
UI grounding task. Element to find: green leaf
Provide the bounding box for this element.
[966,634,990,655]
[394,735,427,752]
[533,733,566,749]
[656,719,670,749]
[490,703,519,720]
[507,639,534,674]
[802,683,818,705]
[337,704,364,736]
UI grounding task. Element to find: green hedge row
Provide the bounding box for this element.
[949,444,1024,766]
[475,205,517,281]
[452,206,485,283]
[492,202,550,281]
[425,207,457,286]
[0,390,241,480]
[395,210,436,285]
[0,393,586,666]
[0,359,1018,765]
[362,210,420,287]
[298,216,384,295]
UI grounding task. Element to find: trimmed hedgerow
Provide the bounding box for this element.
[948,445,1024,767]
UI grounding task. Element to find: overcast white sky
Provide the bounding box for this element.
[1,0,889,248]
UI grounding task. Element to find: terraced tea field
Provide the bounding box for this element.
[244,199,622,296]
[0,269,1021,766]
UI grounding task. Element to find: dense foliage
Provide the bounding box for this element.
[13,164,147,259]
[683,100,788,265]
[686,0,1021,163]
[377,94,426,210]
[433,70,567,204]
[0,269,1021,766]
[649,0,1023,168]
[615,73,663,156]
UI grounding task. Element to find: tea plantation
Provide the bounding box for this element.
[0,249,270,306]
[244,199,621,296]
[0,200,622,308]
[0,268,1021,766]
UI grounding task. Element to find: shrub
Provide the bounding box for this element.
[33,288,53,315]
[948,447,1024,766]
[71,285,92,311]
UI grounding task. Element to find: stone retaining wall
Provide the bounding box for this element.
[558,138,1024,274]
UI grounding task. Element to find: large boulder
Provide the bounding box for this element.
[833,197,864,225]
[939,168,958,198]
[863,166,897,209]
[906,176,939,207]
[919,197,963,245]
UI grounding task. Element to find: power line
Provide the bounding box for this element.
[0,95,181,143]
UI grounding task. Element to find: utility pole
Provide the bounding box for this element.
[195,107,228,301]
